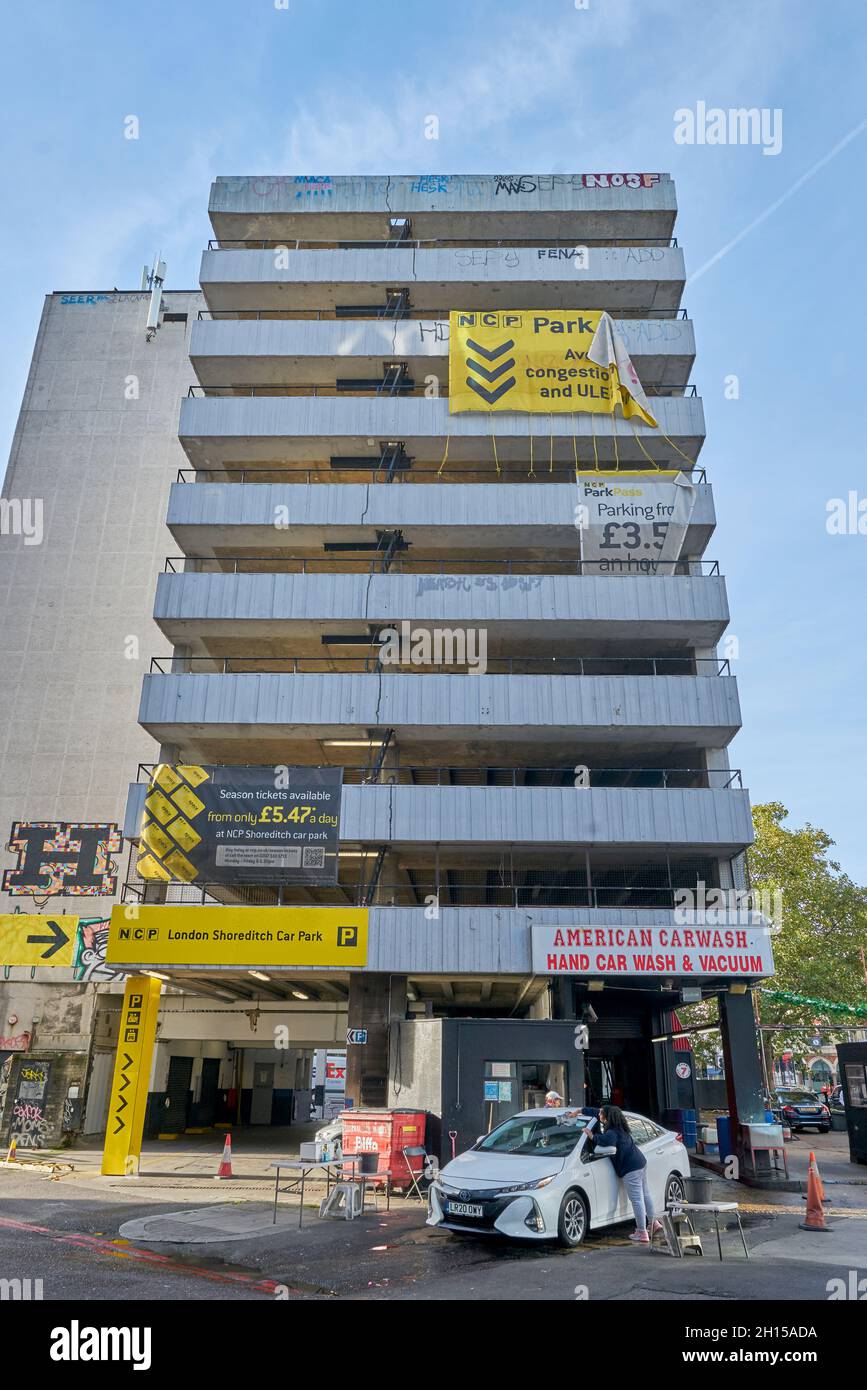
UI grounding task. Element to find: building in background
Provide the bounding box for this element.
[0,286,200,1141]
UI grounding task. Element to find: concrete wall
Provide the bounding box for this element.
[166,479,714,545]
[153,570,729,634]
[138,671,740,746]
[199,244,685,293]
[188,315,696,385]
[209,172,677,224]
[0,290,202,925]
[0,291,204,1121]
[178,392,704,460]
[388,1018,443,1111]
[0,1050,89,1148]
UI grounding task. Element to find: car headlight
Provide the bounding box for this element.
[504,1175,557,1193]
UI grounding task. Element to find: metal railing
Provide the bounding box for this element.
[186,382,698,400]
[120,877,721,912]
[174,464,709,485]
[195,307,691,323]
[161,555,720,577]
[206,236,680,252]
[147,654,731,676]
[135,761,741,790]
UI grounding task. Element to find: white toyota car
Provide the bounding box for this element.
[427,1108,689,1246]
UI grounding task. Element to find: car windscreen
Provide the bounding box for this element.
[776,1091,819,1103]
[476,1114,590,1157]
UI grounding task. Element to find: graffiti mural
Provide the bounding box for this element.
[73,917,124,982]
[3,822,122,897]
[10,1061,50,1149]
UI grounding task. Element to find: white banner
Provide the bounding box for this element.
[576,471,697,575]
[531,923,774,979]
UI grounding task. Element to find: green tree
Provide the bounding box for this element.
[684,803,867,1078]
[748,801,867,1077]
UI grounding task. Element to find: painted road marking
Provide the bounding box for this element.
[0,1216,293,1295]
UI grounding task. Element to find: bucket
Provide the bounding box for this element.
[683,1174,713,1204]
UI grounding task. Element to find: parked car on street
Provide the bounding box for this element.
[426,1108,689,1247]
[773,1089,830,1133]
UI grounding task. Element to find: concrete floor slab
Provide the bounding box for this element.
[751,1215,867,1267]
[119,1203,307,1243]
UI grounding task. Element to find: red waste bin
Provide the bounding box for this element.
[340,1109,427,1188]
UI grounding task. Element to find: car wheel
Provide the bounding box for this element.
[557,1190,589,1248]
[665,1172,686,1208]
[819,1126,829,1134]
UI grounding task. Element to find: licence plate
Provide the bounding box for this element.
[447,1201,483,1217]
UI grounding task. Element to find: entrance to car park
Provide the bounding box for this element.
[577,987,683,1120]
[197,1056,221,1127]
[163,1055,194,1133]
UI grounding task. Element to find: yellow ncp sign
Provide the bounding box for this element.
[107,905,369,968]
[0,914,78,968]
[448,309,657,424]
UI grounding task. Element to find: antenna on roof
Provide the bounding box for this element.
[143,253,166,342]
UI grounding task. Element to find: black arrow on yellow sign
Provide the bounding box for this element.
[26,919,70,960]
[464,336,517,404]
[112,1056,134,1134]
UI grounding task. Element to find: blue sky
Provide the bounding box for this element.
[2,0,865,878]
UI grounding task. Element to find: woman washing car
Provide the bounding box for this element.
[590,1104,661,1244]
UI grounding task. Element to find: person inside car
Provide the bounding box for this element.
[590,1104,662,1244]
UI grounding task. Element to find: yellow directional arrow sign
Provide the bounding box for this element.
[0,914,78,968]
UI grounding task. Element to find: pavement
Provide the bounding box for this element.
[1,1127,865,1301]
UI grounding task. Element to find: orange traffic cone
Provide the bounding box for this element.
[5,1136,16,1165]
[812,1151,826,1205]
[214,1133,233,1180]
[799,1150,832,1231]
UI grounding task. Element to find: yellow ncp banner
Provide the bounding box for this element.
[448,310,657,425]
[107,905,369,968]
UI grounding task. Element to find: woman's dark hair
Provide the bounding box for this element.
[599,1104,631,1134]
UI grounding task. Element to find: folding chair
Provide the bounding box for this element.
[357,1150,390,1212]
[402,1145,428,1202]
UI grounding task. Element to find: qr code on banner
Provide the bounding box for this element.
[302,846,326,869]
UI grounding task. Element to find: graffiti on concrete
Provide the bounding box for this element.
[73,917,124,982]
[11,1100,49,1148]
[11,1062,50,1149]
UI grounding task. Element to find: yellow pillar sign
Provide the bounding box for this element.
[101,975,162,1176]
[0,914,78,968]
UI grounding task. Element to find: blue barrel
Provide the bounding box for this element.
[716,1115,733,1161]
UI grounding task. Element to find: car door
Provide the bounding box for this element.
[617,1117,653,1218]
[583,1131,620,1224]
[638,1120,677,1209]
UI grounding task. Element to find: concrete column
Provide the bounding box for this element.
[718,987,767,1168]
[550,979,576,1019]
[345,973,407,1109]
